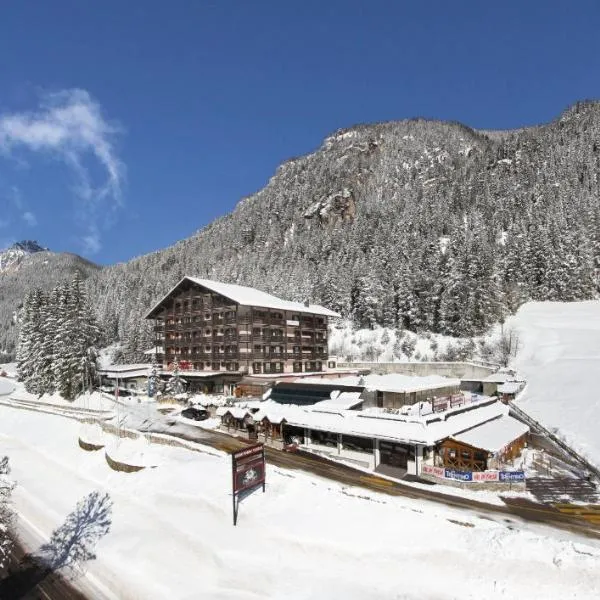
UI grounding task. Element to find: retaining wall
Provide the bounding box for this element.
[337,361,496,379]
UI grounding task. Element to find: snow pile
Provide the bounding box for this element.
[508,300,600,468]
[1,407,599,600]
[79,422,105,446]
[10,385,115,411]
[105,435,158,468]
[0,377,16,396]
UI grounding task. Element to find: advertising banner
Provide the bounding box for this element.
[421,465,521,484]
[473,471,499,482]
[444,468,473,482]
[499,470,525,482]
[422,464,445,478]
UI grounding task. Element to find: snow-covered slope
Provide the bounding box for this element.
[0,240,47,273]
[1,407,599,599]
[509,301,600,468]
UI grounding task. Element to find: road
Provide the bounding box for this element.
[154,417,600,540]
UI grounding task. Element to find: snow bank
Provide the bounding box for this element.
[79,422,105,447]
[1,407,599,600]
[10,385,115,411]
[105,435,158,468]
[0,377,15,395]
[509,301,600,468]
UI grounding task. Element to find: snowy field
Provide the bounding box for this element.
[508,301,600,468]
[1,406,600,600]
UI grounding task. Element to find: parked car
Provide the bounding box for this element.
[181,407,209,421]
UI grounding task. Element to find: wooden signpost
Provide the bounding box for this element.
[231,443,266,526]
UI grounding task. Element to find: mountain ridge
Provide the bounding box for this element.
[1,100,600,361]
[82,100,600,360]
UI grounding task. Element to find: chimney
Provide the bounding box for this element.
[304,299,310,307]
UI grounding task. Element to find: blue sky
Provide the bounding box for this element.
[1,1,599,264]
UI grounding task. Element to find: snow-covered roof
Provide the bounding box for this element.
[451,416,529,453]
[252,397,508,446]
[497,382,523,395]
[100,363,151,373]
[299,374,460,394]
[314,391,363,411]
[143,347,163,355]
[483,371,518,383]
[165,370,239,378]
[99,364,151,379]
[216,406,253,419]
[145,276,340,319]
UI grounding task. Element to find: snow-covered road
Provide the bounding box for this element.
[1,405,600,599]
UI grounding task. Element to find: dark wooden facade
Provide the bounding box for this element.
[147,278,332,375]
[437,433,528,472]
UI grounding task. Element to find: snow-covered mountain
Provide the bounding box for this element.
[3,102,600,362]
[0,240,48,274]
[85,101,600,360]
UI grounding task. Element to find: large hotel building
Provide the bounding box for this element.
[145,277,340,375]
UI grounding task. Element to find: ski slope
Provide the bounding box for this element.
[509,301,600,468]
[0,406,599,600]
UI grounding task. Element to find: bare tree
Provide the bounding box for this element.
[495,326,520,367]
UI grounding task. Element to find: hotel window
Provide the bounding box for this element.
[253,362,262,374]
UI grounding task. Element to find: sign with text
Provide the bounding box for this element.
[421,465,525,484]
[499,470,525,482]
[231,443,266,525]
[445,468,472,482]
[232,443,266,494]
[421,464,445,478]
[473,471,499,482]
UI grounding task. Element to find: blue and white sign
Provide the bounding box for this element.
[444,468,473,482]
[499,470,525,482]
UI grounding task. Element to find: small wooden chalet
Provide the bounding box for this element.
[437,415,529,471]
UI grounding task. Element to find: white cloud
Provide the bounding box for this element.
[22,211,37,226]
[82,229,101,254]
[0,89,124,254]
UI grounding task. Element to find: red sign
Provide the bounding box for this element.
[231,444,266,524]
[232,444,266,494]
